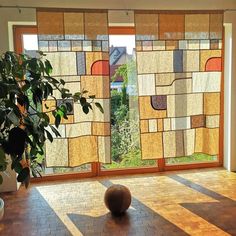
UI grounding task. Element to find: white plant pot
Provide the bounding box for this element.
[0,198,4,220]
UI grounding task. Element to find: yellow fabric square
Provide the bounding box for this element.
[204,93,220,115]
[68,136,98,166]
[195,128,219,155]
[139,97,167,119]
[141,133,163,159]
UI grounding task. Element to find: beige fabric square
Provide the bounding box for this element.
[66,122,92,138]
[98,136,110,163]
[163,131,184,158]
[167,94,203,117]
[184,129,195,156]
[138,74,156,96]
[74,99,110,122]
[68,136,98,166]
[137,51,173,74]
[164,118,171,131]
[195,128,219,155]
[183,50,200,72]
[206,115,220,128]
[45,139,68,167]
[45,52,77,76]
[185,14,210,39]
[141,133,163,159]
[148,119,158,132]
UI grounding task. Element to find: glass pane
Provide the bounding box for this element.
[22,34,39,57]
[102,35,157,170]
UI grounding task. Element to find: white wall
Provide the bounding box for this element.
[1,0,236,10]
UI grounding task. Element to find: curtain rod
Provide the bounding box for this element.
[0,5,236,11]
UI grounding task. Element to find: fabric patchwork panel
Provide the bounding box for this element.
[141,133,163,159]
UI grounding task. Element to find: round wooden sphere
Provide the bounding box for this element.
[104,184,131,215]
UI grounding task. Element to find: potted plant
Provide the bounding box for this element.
[0,51,103,189]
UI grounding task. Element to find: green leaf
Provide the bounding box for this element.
[60,79,65,85]
[65,102,73,112]
[80,97,86,106]
[55,114,61,128]
[45,130,53,142]
[17,167,30,182]
[82,105,89,114]
[44,59,53,75]
[89,95,96,99]
[95,102,104,113]
[49,125,61,137]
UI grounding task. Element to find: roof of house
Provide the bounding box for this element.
[109,46,127,65]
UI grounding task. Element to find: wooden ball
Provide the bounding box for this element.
[104,184,131,215]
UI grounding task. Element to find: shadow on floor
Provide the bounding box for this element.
[170,175,236,235]
[68,180,188,236]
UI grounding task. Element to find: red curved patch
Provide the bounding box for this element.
[91,60,109,75]
[205,57,222,72]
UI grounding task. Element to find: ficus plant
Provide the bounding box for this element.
[0,51,103,187]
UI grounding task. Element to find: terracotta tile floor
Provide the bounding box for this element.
[1,168,236,235]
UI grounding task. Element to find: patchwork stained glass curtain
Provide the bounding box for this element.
[37,9,110,167]
[134,11,223,160]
